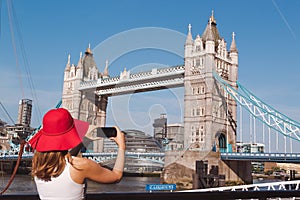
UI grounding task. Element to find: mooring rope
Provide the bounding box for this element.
[0,140,26,195]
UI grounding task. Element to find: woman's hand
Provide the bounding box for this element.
[111,126,126,150]
[84,125,103,141]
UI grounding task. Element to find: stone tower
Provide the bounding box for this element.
[183,12,238,153]
[62,45,109,152]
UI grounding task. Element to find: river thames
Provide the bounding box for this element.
[0,174,161,195]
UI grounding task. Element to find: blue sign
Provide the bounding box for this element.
[145,184,176,191]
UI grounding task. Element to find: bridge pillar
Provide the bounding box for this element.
[162,150,252,189]
[221,160,252,184]
[95,95,108,127]
[89,94,108,152]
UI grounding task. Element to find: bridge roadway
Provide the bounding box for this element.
[1,151,300,163]
[79,65,185,96]
[220,152,300,163]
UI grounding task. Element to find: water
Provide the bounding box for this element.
[0,174,161,195]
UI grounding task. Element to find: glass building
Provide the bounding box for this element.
[102,129,163,174]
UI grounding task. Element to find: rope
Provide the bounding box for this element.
[7,0,25,98]
[0,100,62,194]
[0,140,26,195]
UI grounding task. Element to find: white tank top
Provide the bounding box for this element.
[34,160,85,200]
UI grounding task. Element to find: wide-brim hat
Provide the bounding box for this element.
[28,108,89,152]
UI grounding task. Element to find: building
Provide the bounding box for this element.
[0,119,10,151]
[0,119,6,136]
[102,129,163,173]
[17,99,32,126]
[166,123,184,150]
[236,142,265,153]
[183,12,238,152]
[152,114,184,150]
[153,114,167,145]
[62,47,110,152]
[237,142,265,172]
[5,99,35,145]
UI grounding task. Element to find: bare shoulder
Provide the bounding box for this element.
[71,156,95,169]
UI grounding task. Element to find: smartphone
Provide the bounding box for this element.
[96,127,117,138]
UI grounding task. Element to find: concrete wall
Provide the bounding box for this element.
[162,150,252,189]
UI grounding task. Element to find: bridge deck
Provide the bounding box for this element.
[79,65,185,96]
[221,152,300,163]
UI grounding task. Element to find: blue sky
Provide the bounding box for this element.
[0,0,300,151]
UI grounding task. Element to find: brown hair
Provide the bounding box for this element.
[31,151,72,181]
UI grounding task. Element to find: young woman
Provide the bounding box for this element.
[29,108,126,200]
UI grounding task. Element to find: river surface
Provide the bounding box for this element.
[0,174,285,195]
[0,174,161,195]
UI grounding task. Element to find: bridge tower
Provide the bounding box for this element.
[183,12,238,153]
[62,45,109,152]
[163,12,246,187]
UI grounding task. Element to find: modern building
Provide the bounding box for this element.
[0,119,10,151]
[5,99,35,146]
[152,114,184,150]
[101,129,163,173]
[166,123,184,150]
[236,142,265,172]
[17,99,32,126]
[236,142,265,153]
[153,114,167,145]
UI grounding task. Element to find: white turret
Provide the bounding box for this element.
[184,24,193,58]
[229,32,238,83]
[205,18,215,54]
[102,59,110,79]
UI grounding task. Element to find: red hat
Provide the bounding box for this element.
[28,108,89,152]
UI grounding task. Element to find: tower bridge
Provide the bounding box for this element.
[2,12,298,188]
[62,11,243,185]
[79,65,185,96]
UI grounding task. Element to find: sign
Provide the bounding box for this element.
[145,184,176,192]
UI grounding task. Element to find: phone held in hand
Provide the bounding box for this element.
[97,127,117,138]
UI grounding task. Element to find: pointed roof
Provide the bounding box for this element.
[103,59,109,77]
[202,11,221,45]
[83,44,98,78]
[185,24,193,45]
[85,43,93,55]
[77,52,83,69]
[230,32,238,52]
[65,54,71,71]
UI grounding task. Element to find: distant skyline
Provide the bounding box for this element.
[0,1,300,149]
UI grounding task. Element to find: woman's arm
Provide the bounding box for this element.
[74,126,126,183]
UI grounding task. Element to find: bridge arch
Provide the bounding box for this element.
[215,131,227,153]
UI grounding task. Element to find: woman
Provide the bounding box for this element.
[28,108,126,200]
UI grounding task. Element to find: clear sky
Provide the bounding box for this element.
[0,0,300,151]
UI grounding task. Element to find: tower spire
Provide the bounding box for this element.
[65,54,71,70]
[103,59,109,78]
[209,10,217,24]
[185,23,193,45]
[85,43,92,54]
[230,32,238,52]
[77,51,83,68]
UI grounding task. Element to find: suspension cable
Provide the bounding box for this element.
[268,126,271,153]
[262,123,265,144]
[239,105,242,142]
[7,0,24,98]
[253,116,256,143]
[0,101,15,125]
[7,0,42,123]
